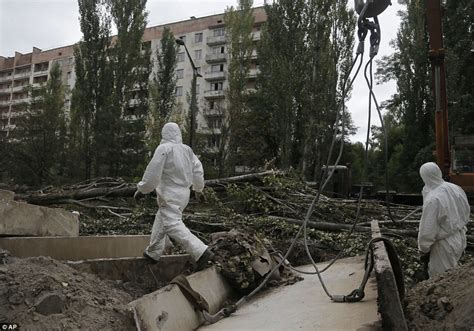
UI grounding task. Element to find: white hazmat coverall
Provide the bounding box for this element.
[418,162,470,277]
[137,122,208,262]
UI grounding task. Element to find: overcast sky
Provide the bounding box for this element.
[0,0,404,143]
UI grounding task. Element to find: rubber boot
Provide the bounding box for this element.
[194,248,215,271]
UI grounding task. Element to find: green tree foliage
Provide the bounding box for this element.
[224,0,255,173]
[375,0,434,192]
[108,0,150,177]
[256,0,355,179]
[148,27,178,151]
[71,0,149,179]
[70,0,112,179]
[8,63,67,185]
[444,0,474,135]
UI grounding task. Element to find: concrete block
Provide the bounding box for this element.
[371,220,408,330]
[0,190,15,203]
[0,200,79,236]
[0,235,151,260]
[129,267,233,331]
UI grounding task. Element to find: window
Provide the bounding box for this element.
[207,135,221,148]
[179,35,186,43]
[209,101,215,109]
[208,116,222,129]
[67,71,71,80]
[211,64,224,72]
[176,69,184,79]
[211,82,223,91]
[175,86,183,96]
[195,33,203,43]
[196,84,200,95]
[213,27,225,37]
[177,52,185,62]
[212,46,225,54]
[141,41,151,51]
[194,49,202,60]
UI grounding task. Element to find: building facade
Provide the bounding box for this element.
[0,7,266,151]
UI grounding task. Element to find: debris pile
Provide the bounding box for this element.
[0,255,134,330]
[404,261,474,330]
[209,229,302,294]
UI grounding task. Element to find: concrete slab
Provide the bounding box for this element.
[67,255,192,284]
[0,199,79,236]
[200,256,380,331]
[0,235,151,260]
[129,267,234,331]
[371,220,408,330]
[0,190,15,203]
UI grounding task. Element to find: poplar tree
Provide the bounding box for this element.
[376,0,434,191]
[257,0,355,177]
[70,0,112,179]
[224,0,255,174]
[10,63,67,185]
[148,27,178,151]
[109,0,150,176]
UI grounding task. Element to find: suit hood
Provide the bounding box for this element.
[161,122,183,144]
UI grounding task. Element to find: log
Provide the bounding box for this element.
[14,171,282,205]
[15,185,137,205]
[204,170,282,187]
[267,216,474,244]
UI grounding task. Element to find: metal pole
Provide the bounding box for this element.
[176,39,202,150]
[426,0,450,177]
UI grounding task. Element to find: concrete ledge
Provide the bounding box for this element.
[67,255,192,285]
[0,235,151,260]
[129,267,234,331]
[371,220,408,330]
[0,197,79,236]
[0,190,15,203]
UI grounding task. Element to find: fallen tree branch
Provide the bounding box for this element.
[204,170,282,187]
[268,216,474,244]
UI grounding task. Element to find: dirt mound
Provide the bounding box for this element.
[0,256,134,330]
[404,261,474,330]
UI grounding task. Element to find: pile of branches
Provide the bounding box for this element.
[12,171,474,287]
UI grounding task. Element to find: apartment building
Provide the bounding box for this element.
[0,46,76,138]
[0,7,266,150]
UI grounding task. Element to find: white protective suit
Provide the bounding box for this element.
[418,162,470,277]
[137,122,208,262]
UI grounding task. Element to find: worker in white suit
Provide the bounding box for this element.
[418,162,470,277]
[135,122,213,268]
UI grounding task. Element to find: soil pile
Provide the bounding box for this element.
[404,261,474,330]
[0,255,135,330]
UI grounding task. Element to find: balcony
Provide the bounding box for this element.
[247,68,259,79]
[206,35,226,46]
[203,107,225,115]
[14,71,31,80]
[205,71,226,81]
[33,70,48,77]
[12,85,28,92]
[11,98,29,105]
[205,53,227,64]
[252,30,261,41]
[0,75,13,83]
[250,50,258,60]
[203,90,225,99]
[0,100,10,106]
[0,86,11,94]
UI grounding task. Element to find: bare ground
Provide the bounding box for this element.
[0,256,135,330]
[404,261,474,330]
